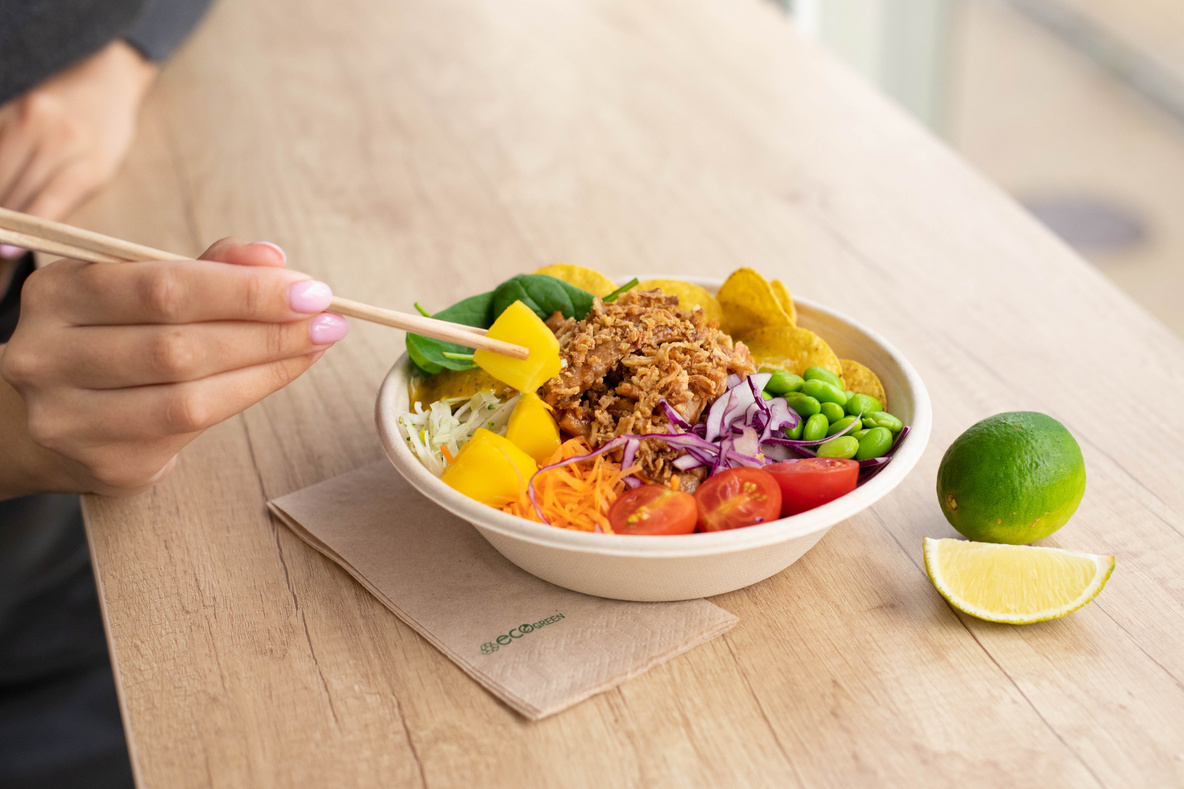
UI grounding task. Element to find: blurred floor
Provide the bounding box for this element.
[948,0,1184,338]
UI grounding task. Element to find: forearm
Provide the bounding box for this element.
[0,344,77,500]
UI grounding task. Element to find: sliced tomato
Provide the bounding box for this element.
[764,457,859,517]
[693,468,782,532]
[608,484,698,535]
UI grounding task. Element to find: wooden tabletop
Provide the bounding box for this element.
[76,0,1184,786]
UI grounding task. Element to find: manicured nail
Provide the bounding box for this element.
[309,313,348,344]
[0,244,23,258]
[289,280,332,313]
[250,241,286,265]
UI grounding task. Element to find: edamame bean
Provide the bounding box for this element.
[845,393,882,417]
[827,416,862,437]
[784,420,803,440]
[819,401,845,423]
[851,429,871,440]
[844,390,855,401]
[761,391,773,401]
[784,393,821,418]
[802,379,848,406]
[817,436,859,459]
[803,366,843,388]
[856,427,893,460]
[764,371,805,395]
[802,413,829,442]
[863,411,903,433]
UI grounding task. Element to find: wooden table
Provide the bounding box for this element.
[76,0,1184,785]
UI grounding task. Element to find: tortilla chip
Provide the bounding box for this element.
[769,279,798,325]
[533,264,617,298]
[717,268,794,339]
[840,359,887,410]
[743,326,843,380]
[636,279,724,325]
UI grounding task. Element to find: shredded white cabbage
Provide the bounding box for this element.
[396,391,520,477]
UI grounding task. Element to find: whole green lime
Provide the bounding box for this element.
[936,412,1086,544]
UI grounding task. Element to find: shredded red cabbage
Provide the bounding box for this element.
[525,377,908,525]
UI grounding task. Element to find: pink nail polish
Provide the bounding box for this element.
[289,280,332,313]
[250,241,286,265]
[0,244,24,259]
[309,313,349,345]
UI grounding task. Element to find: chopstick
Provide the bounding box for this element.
[0,207,528,360]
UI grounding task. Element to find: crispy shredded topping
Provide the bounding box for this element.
[540,290,754,487]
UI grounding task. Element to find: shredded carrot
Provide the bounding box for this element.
[668,474,680,491]
[440,444,455,464]
[502,437,640,533]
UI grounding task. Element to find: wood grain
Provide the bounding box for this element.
[73,0,1184,786]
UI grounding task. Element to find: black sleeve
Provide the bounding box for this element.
[123,0,215,63]
[0,0,147,103]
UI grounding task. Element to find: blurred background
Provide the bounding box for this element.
[774,0,1184,338]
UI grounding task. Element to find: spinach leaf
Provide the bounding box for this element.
[490,274,594,323]
[406,290,495,375]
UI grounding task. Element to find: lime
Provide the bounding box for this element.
[923,537,1114,624]
[936,411,1085,544]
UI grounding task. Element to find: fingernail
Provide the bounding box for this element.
[289,280,332,313]
[309,313,349,344]
[250,241,286,265]
[0,244,24,259]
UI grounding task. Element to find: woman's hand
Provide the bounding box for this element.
[0,40,157,224]
[0,239,348,498]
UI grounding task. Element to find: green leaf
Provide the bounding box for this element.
[405,291,495,375]
[490,274,594,323]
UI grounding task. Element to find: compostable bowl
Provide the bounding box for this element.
[376,279,931,601]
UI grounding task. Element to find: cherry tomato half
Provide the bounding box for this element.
[608,484,698,535]
[764,457,859,517]
[694,468,782,532]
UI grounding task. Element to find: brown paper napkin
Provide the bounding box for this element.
[267,461,737,720]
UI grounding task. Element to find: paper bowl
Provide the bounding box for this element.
[376,279,931,601]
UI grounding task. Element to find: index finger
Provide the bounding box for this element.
[53,258,333,325]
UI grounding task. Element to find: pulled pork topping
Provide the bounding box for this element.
[540,290,754,487]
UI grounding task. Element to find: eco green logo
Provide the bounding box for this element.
[480,614,565,655]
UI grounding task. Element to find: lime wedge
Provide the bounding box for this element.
[923,537,1114,624]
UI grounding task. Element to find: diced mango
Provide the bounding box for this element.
[473,300,561,393]
[505,392,562,464]
[440,428,538,507]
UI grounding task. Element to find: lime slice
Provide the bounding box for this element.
[923,537,1114,624]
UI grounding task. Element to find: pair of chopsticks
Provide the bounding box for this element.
[0,206,529,360]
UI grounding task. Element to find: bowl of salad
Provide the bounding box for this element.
[377,266,931,601]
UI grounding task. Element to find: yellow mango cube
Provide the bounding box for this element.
[440,428,538,507]
[505,392,562,464]
[474,300,561,394]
